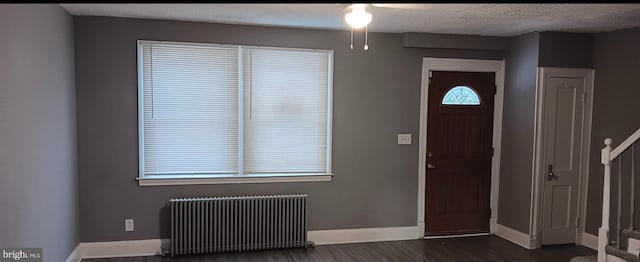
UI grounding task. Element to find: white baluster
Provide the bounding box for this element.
[599,138,613,262]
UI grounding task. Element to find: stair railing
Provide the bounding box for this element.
[600,128,640,262]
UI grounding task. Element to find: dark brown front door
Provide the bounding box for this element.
[425,71,495,236]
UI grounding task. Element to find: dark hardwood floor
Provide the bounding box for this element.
[84,235,595,262]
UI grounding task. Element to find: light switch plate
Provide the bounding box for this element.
[398,134,412,144]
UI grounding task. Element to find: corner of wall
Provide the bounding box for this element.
[494,223,535,250]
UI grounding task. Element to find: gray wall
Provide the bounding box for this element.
[497,32,540,234]
[74,16,503,242]
[586,27,640,235]
[403,32,509,50]
[0,4,78,262]
[539,31,593,68]
[496,31,593,235]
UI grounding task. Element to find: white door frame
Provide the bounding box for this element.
[417,58,505,237]
[530,67,595,248]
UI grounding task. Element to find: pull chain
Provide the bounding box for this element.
[350,27,354,50]
[364,26,369,50]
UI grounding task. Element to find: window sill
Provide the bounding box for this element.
[137,173,333,186]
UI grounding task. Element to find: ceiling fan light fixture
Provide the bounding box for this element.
[345,5,372,29]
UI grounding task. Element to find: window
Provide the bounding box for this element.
[138,40,333,185]
[441,85,481,105]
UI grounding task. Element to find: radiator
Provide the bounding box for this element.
[167,194,312,256]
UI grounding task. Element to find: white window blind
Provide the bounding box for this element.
[243,48,330,174]
[141,42,239,175]
[138,40,332,180]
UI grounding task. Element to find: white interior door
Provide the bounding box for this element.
[541,76,586,245]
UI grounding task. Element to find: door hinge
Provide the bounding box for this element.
[576,216,580,227]
[493,84,497,95]
[582,92,586,104]
[491,147,495,157]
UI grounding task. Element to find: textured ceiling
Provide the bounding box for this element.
[60,4,640,36]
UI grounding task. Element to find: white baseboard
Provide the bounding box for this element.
[65,244,81,262]
[308,226,419,245]
[79,239,169,260]
[490,218,498,234]
[70,226,419,260]
[423,233,490,240]
[494,223,534,250]
[581,232,598,251]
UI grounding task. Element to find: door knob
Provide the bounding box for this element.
[427,164,436,169]
[546,164,556,181]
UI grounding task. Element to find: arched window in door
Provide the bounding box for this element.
[441,85,481,105]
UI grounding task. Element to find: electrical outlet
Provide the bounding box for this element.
[125,218,134,232]
[398,134,412,144]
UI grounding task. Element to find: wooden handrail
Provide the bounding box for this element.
[611,127,640,160]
